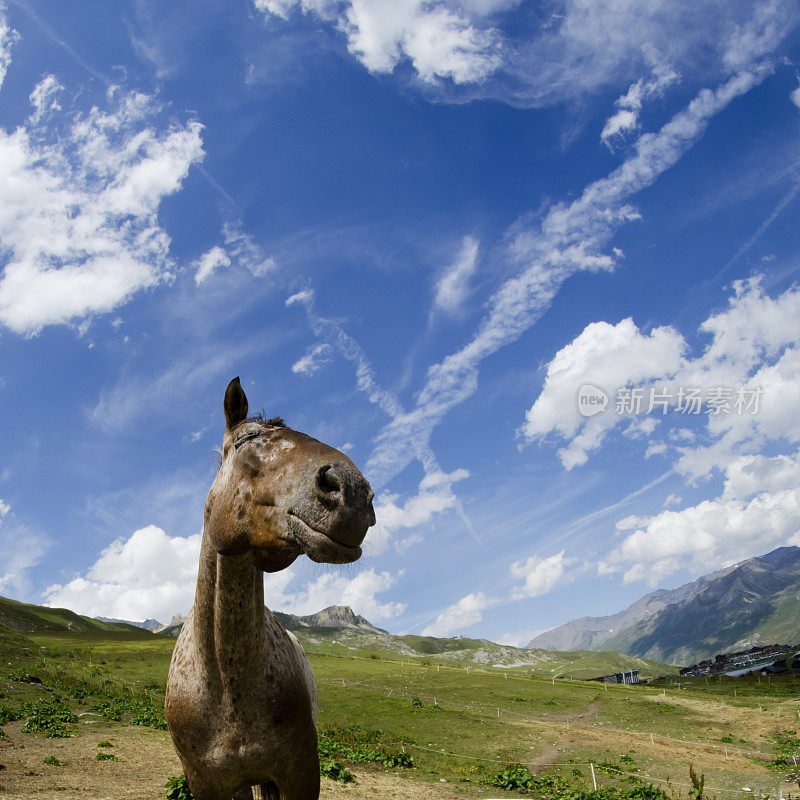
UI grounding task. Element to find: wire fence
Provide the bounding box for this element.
[319,674,788,762]
[404,743,765,795]
[317,669,797,796]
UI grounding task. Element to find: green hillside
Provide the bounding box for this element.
[0,593,673,680]
[289,625,673,679]
[0,595,151,636]
[0,626,795,796]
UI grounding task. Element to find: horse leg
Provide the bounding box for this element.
[255,782,281,800]
[276,765,319,800]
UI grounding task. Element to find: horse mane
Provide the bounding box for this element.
[248,411,287,428]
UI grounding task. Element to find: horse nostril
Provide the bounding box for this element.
[316,465,341,496]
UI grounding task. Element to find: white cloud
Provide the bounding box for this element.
[497,629,545,647]
[421,590,494,636]
[721,452,800,500]
[184,425,211,443]
[601,63,679,147]
[366,61,771,487]
[0,524,49,599]
[221,220,276,278]
[292,343,333,376]
[0,82,204,334]
[265,566,406,622]
[371,468,469,554]
[434,236,479,314]
[0,498,9,517]
[520,279,800,474]
[520,318,685,468]
[28,74,62,123]
[254,0,501,84]
[0,12,17,90]
[792,79,800,110]
[45,525,202,622]
[254,0,796,109]
[44,523,403,625]
[194,246,231,285]
[510,551,567,600]
[599,453,800,585]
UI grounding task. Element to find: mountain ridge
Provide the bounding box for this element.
[527,563,737,651]
[531,546,800,664]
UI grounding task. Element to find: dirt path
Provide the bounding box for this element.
[0,719,492,800]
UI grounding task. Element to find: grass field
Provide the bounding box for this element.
[2,626,800,799]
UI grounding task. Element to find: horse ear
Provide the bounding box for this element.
[224,377,248,429]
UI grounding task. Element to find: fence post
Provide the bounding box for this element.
[590,763,597,790]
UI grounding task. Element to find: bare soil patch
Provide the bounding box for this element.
[0,718,492,800]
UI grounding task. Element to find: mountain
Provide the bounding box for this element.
[527,564,736,651]
[96,616,164,630]
[532,546,800,665]
[0,594,672,679]
[153,613,186,636]
[0,595,149,635]
[280,605,386,632]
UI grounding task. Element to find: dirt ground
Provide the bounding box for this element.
[0,718,492,800]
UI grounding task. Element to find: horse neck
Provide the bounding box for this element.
[193,531,267,684]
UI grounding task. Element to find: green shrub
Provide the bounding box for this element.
[628,785,671,800]
[20,697,77,738]
[91,696,166,729]
[0,705,21,725]
[595,760,623,776]
[164,775,194,800]
[320,758,355,783]
[720,734,733,743]
[96,751,120,762]
[494,764,535,790]
[380,751,414,768]
[43,755,66,766]
[97,740,113,748]
[317,723,414,769]
[410,697,423,710]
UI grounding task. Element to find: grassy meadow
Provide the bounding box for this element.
[2,622,800,799]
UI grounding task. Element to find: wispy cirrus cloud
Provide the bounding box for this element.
[365,56,776,488]
[433,236,479,316]
[291,342,333,376]
[0,11,17,89]
[194,246,231,285]
[600,60,679,147]
[286,287,479,549]
[252,0,797,109]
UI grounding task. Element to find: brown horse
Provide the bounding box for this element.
[165,377,375,800]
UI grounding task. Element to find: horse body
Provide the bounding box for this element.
[165,378,374,800]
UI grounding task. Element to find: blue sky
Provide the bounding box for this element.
[1,0,800,646]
